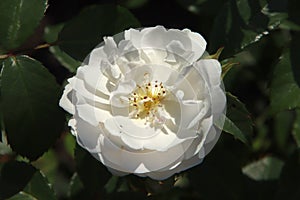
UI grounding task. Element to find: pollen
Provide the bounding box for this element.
[129,80,167,121]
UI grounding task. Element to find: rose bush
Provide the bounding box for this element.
[59,26,226,180]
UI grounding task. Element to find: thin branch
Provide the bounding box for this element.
[0,42,57,59]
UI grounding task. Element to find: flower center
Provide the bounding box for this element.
[128,80,167,122]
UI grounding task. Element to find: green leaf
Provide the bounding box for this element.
[75,144,111,194]
[242,156,284,181]
[0,56,65,160]
[292,109,300,147]
[0,161,35,199]
[44,24,81,73]
[21,171,56,200]
[260,0,300,31]
[68,173,84,199]
[209,0,253,57]
[222,93,253,144]
[270,51,300,113]
[58,5,140,61]
[104,176,119,194]
[0,0,47,51]
[7,193,36,200]
[44,24,64,44]
[261,1,288,30]
[7,169,56,200]
[209,0,287,57]
[217,115,249,144]
[64,133,76,158]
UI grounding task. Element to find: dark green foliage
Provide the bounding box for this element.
[74,145,111,197]
[0,0,47,52]
[0,161,35,199]
[0,0,299,199]
[58,5,140,61]
[1,56,65,160]
[270,51,300,113]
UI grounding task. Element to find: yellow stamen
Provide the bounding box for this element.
[129,80,167,121]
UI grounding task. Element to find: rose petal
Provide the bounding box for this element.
[73,91,112,126]
[110,80,136,108]
[146,152,204,180]
[59,81,75,114]
[193,59,226,115]
[70,117,101,153]
[125,26,206,63]
[100,135,186,173]
[69,76,109,105]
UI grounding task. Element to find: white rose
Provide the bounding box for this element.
[59,26,226,180]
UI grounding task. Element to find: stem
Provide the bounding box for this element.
[34,43,51,50]
[0,42,56,59]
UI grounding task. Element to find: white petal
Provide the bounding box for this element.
[141,26,189,52]
[73,92,112,126]
[68,118,76,136]
[175,65,208,100]
[124,64,153,85]
[71,117,101,153]
[76,103,112,126]
[146,153,204,180]
[100,60,121,81]
[180,100,206,129]
[59,82,75,114]
[103,37,118,63]
[110,80,136,108]
[104,116,158,139]
[179,117,213,160]
[77,65,112,96]
[183,28,207,61]
[125,26,206,63]
[124,28,144,48]
[211,86,227,115]
[194,59,222,87]
[100,135,186,173]
[69,76,109,105]
[87,46,106,67]
[151,64,180,84]
[193,59,226,115]
[203,127,221,155]
[166,40,194,63]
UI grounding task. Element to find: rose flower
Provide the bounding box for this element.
[60,26,226,180]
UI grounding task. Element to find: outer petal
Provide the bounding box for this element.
[124,26,206,63]
[99,135,186,174]
[59,81,75,115]
[146,152,204,180]
[194,59,226,115]
[73,91,112,126]
[70,117,101,153]
[69,76,110,105]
